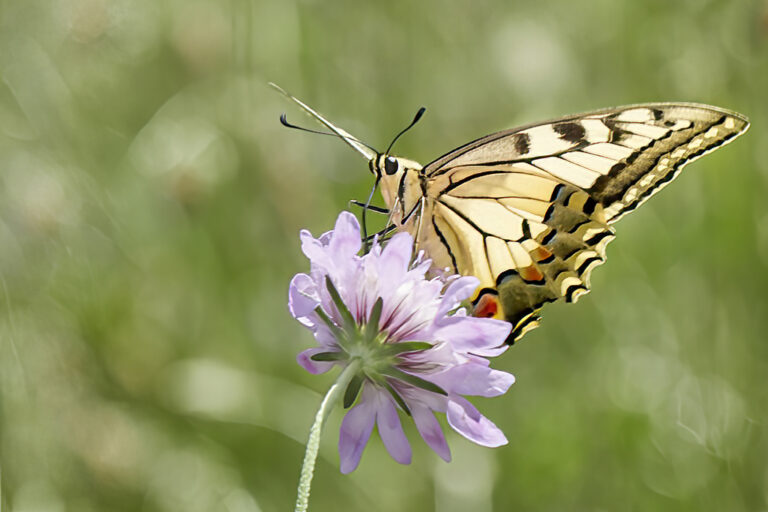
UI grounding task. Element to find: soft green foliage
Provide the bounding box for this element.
[1,0,767,510]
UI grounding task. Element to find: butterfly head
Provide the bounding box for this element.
[370,154,423,179]
[370,154,424,221]
[369,106,427,182]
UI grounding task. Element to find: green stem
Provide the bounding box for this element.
[294,361,361,512]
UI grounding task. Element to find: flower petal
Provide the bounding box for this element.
[288,273,320,320]
[329,211,362,260]
[312,322,339,348]
[398,382,449,413]
[433,316,511,356]
[375,392,411,465]
[296,348,335,374]
[339,389,377,474]
[377,232,413,284]
[382,281,443,340]
[430,363,515,397]
[411,404,451,462]
[318,231,333,245]
[300,231,333,271]
[436,276,479,318]
[446,396,507,447]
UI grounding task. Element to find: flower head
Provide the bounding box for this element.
[289,212,514,473]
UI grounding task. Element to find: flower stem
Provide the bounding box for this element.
[294,361,360,512]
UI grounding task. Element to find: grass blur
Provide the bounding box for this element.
[1,0,767,510]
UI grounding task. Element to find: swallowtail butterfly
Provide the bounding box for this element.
[274,84,749,343]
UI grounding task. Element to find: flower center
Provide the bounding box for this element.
[310,278,447,412]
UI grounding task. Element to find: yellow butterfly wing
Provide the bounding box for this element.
[420,104,749,342]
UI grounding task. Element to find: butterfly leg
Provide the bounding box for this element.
[362,223,398,243]
[385,197,401,229]
[358,178,382,252]
[412,198,426,255]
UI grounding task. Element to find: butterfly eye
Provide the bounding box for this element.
[384,157,399,175]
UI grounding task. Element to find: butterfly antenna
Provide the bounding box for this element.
[279,114,379,154]
[270,82,378,160]
[386,107,426,155]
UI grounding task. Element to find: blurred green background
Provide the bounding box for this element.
[1,0,767,510]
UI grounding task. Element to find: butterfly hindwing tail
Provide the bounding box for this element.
[496,185,615,343]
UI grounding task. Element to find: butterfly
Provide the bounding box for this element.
[272,84,749,344]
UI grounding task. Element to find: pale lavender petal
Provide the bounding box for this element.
[377,278,414,323]
[433,317,511,356]
[430,363,515,397]
[300,230,329,264]
[411,404,451,462]
[397,382,449,413]
[374,392,411,465]
[463,353,490,367]
[339,390,377,474]
[377,232,413,283]
[446,396,507,447]
[383,283,443,340]
[329,212,362,259]
[352,263,379,324]
[472,345,508,358]
[409,255,432,276]
[318,231,333,245]
[402,342,460,367]
[315,285,336,321]
[311,322,338,348]
[451,307,468,317]
[296,348,335,374]
[436,276,480,318]
[338,266,368,321]
[288,273,320,320]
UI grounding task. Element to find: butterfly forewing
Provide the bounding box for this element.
[586,106,748,222]
[420,103,748,342]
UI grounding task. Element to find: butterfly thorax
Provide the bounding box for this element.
[371,154,425,227]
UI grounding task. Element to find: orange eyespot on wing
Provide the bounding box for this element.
[473,290,501,319]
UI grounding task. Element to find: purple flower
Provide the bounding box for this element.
[289,212,514,473]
